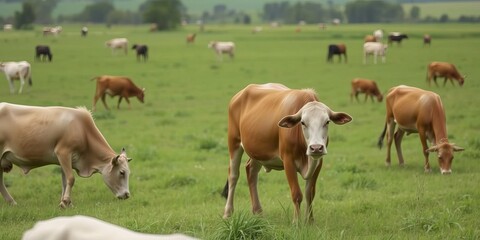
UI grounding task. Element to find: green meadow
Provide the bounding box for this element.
[0,23,479,239]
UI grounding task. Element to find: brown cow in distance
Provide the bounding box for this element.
[222,83,352,223]
[351,78,383,102]
[364,35,376,42]
[92,76,145,111]
[186,33,196,44]
[378,85,464,174]
[427,61,465,87]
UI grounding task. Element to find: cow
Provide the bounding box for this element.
[91,75,145,111]
[222,83,352,223]
[377,85,464,174]
[43,26,62,37]
[423,34,431,46]
[105,38,128,55]
[131,44,148,62]
[0,103,132,208]
[350,78,383,102]
[186,33,196,44]
[35,45,52,62]
[363,42,387,64]
[373,29,384,42]
[3,24,12,31]
[81,26,88,37]
[208,41,235,61]
[388,32,408,46]
[22,215,198,240]
[0,61,32,94]
[327,44,347,63]
[427,62,465,87]
[364,35,376,43]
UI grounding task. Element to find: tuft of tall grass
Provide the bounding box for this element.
[211,211,274,240]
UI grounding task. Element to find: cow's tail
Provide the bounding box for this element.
[221,179,229,199]
[90,76,99,81]
[26,67,32,86]
[377,122,387,149]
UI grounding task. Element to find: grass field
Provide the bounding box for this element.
[0,23,480,239]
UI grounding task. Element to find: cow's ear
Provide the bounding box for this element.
[330,112,352,125]
[142,88,146,92]
[426,145,439,153]
[278,114,301,128]
[127,158,133,162]
[112,155,120,166]
[452,145,465,152]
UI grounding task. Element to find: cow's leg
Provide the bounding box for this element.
[55,148,75,208]
[443,77,448,87]
[6,77,15,94]
[0,169,17,205]
[433,76,438,86]
[245,158,263,215]
[101,94,110,110]
[117,97,124,109]
[223,146,244,219]
[385,120,396,166]
[364,93,369,102]
[393,129,406,166]
[124,97,131,109]
[92,94,100,111]
[18,75,25,94]
[418,130,431,172]
[373,53,377,64]
[304,160,322,223]
[283,156,302,223]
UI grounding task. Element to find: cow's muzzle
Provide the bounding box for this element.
[117,192,130,200]
[309,144,325,154]
[441,169,452,175]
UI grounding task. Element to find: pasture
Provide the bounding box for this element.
[0,23,479,239]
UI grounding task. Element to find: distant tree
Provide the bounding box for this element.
[14,2,35,29]
[345,0,404,23]
[140,0,184,31]
[29,0,59,24]
[409,6,420,21]
[78,1,115,23]
[243,14,251,25]
[440,14,449,22]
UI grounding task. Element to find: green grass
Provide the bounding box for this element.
[0,23,480,239]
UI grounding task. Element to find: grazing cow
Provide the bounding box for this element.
[131,44,148,62]
[22,215,198,240]
[91,75,145,111]
[81,26,88,37]
[363,42,387,64]
[388,32,408,45]
[0,61,32,94]
[373,29,384,42]
[3,24,12,31]
[186,33,196,44]
[43,26,62,36]
[427,62,465,87]
[222,83,352,223]
[35,45,52,62]
[105,38,128,55]
[208,41,235,61]
[423,34,431,46]
[364,35,376,43]
[327,44,347,63]
[350,78,383,102]
[252,26,263,34]
[0,103,132,207]
[377,85,464,174]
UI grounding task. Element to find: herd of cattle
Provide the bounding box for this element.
[0,26,469,237]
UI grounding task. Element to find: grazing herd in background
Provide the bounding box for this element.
[0,25,469,235]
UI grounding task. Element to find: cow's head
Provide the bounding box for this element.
[208,41,217,48]
[137,88,145,103]
[278,102,352,159]
[426,141,464,174]
[102,148,132,199]
[459,75,466,86]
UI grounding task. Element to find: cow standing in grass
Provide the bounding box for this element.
[327,44,347,63]
[427,62,465,86]
[91,75,145,111]
[388,32,408,46]
[0,61,32,94]
[35,45,52,62]
[208,41,235,61]
[105,38,128,55]
[363,42,388,64]
[351,78,383,102]
[132,44,148,62]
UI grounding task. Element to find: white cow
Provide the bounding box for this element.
[105,38,129,55]
[0,61,32,94]
[22,215,198,240]
[208,41,235,61]
[373,29,384,42]
[43,26,62,36]
[363,42,388,64]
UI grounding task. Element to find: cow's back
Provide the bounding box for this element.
[229,84,317,159]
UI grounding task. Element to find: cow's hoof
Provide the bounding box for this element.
[59,200,72,208]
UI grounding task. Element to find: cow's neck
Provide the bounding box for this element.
[431,108,449,145]
[77,134,116,177]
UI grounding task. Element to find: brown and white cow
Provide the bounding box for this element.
[222,83,352,223]
[22,215,198,240]
[427,61,465,87]
[364,34,376,43]
[91,75,145,111]
[0,103,131,208]
[423,34,431,46]
[0,61,32,94]
[350,78,383,102]
[377,85,464,174]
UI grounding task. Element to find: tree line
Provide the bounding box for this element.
[3,0,480,30]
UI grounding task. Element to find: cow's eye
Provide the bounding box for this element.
[301,121,306,127]
[325,120,330,126]
[120,170,125,177]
